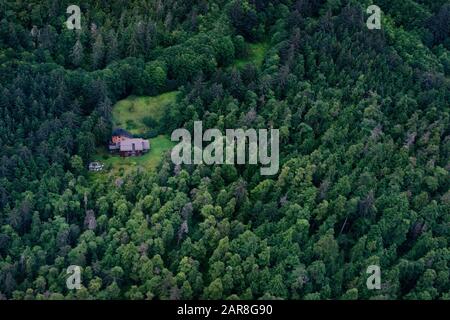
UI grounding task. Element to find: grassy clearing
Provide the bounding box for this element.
[90,91,179,178]
[233,42,269,69]
[112,91,178,135]
[92,135,175,176]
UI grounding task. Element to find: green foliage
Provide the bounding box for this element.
[112,92,178,135]
[0,0,449,301]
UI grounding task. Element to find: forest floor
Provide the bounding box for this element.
[90,91,178,177]
[233,42,269,69]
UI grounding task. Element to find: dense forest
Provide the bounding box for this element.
[0,0,449,300]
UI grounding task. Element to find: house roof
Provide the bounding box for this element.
[120,138,150,152]
[112,128,133,138]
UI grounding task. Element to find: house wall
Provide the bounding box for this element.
[120,150,143,157]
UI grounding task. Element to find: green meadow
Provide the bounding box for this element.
[91,92,179,176]
[233,42,269,69]
[92,135,175,176]
[112,91,178,135]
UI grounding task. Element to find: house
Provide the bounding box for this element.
[118,138,150,157]
[109,128,150,157]
[88,162,104,172]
